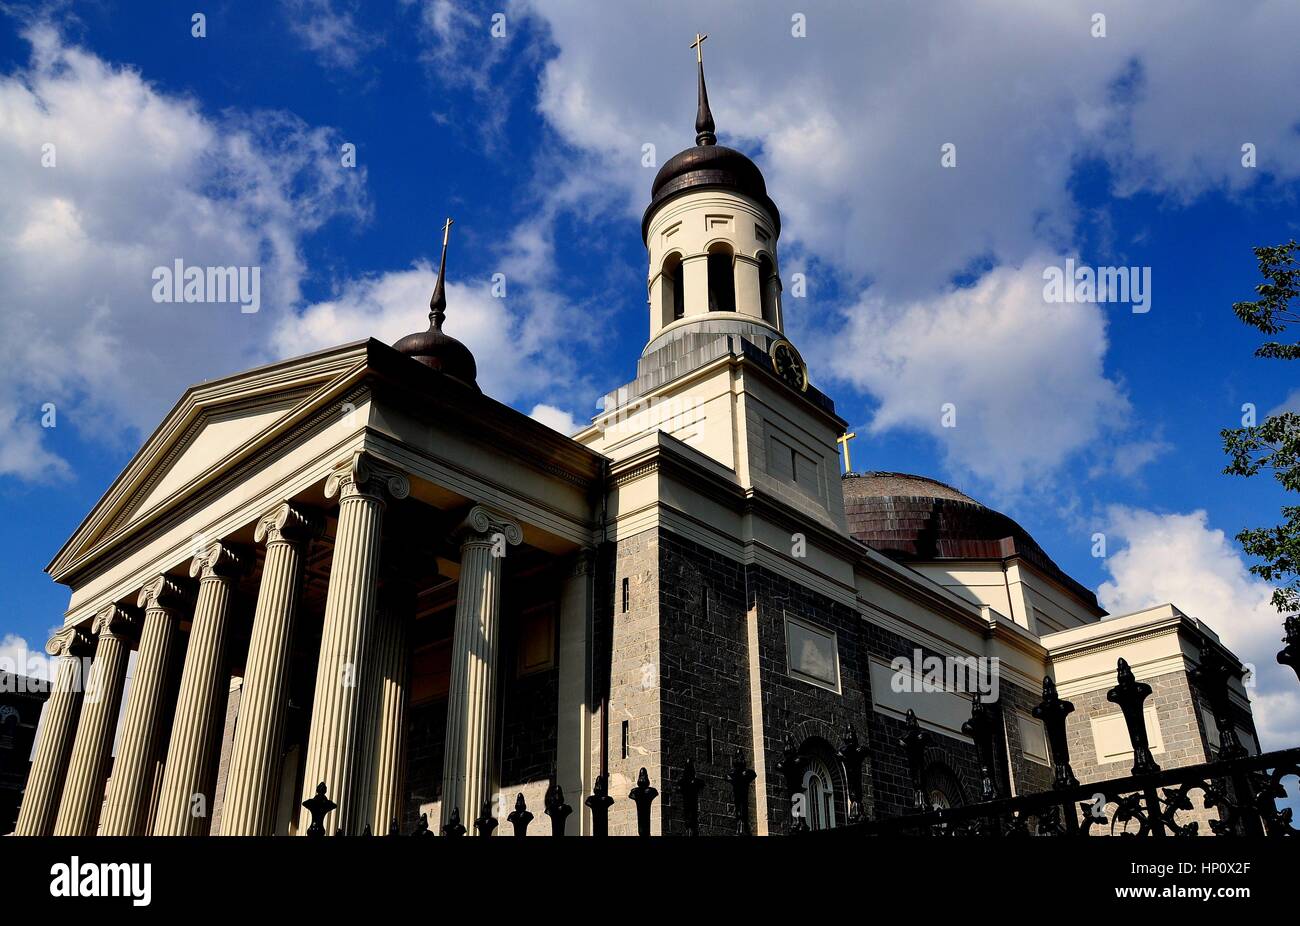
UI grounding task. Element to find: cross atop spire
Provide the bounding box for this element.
[690,32,716,146]
[429,216,453,330]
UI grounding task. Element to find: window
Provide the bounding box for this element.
[785,616,840,691]
[758,253,779,325]
[802,758,837,830]
[706,245,735,313]
[660,252,684,323]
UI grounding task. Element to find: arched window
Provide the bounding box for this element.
[922,762,967,811]
[707,244,736,313]
[758,254,779,325]
[661,253,684,323]
[802,757,837,830]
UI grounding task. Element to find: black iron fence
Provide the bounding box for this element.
[302,615,1300,836]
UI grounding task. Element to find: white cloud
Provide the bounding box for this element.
[0,634,52,683]
[523,0,1300,295]
[282,0,381,70]
[529,403,582,436]
[510,0,1300,487]
[815,257,1131,493]
[0,26,368,480]
[1097,507,1299,750]
[270,264,575,404]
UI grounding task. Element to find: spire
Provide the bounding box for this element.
[429,216,453,330]
[690,32,715,146]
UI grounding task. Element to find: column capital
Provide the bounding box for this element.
[325,451,410,505]
[189,541,249,582]
[254,501,324,546]
[458,505,523,547]
[567,548,596,578]
[45,625,92,658]
[137,574,190,615]
[91,603,139,641]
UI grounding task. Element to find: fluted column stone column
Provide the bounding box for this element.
[220,502,320,836]
[55,604,137,835]
[366,580,413,833]
[13,627,91,835]
[153,541,248,835]
[440,505,522,831]
[299,451,408,836]
[99,576,188,835]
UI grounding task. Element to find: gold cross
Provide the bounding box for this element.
[836,431,857,474]
[690,32,708,64]
[440,216,454,247]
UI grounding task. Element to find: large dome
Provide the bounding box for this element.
[842,472,1101,611]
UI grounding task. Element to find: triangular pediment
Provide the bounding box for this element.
[48,341,373,580]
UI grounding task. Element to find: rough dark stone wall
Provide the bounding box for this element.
[402,698,446,830]
[859,622,987,820]
[999,679,1056,796]
[746,559,873,833]
[498,667,558,792]
[656,532,754,835]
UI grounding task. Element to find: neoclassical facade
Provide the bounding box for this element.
[13,46,1258,837]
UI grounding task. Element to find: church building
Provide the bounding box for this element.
[12,40,1258,837]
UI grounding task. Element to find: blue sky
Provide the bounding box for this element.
[1,1,1298,745]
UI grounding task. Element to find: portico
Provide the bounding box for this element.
[19,257,604,835]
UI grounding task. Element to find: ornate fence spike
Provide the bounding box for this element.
[726,751,756,836]
[776,736,809,833]
[441,806,466,837]
[1033,676,1079,790]
[1190,646,1247,759]
[585,774,614,837]
[301,781,336,838]
[361,823,372,837]
[1277,615,1300,683]
[474,799,498,837]
[836,723,866,823]
[388,817,400,836]
[900,710,929,812]
[675,758,706,836]
[629,767,659,837]
[544,781,573,836]
[1107,658,1161,775]
[961,695,999,801]
[507,792,533,836]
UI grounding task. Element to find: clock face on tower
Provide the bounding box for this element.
[769,339,808,393]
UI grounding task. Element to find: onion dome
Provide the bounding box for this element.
[642,35,780,241]
[842,472,1102,612]
[393,217,480,392]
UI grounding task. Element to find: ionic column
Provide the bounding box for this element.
[153,542,248,835]
[55,604,137,836]
[99,576,188,835]
[298,451,408,836]
[441,505,522,831]
[13,627,90,835]
[556,550,595,835]
[366,580,413,833]
[220,503,321,836]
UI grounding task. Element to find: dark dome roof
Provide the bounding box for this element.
[393,324,479,392]
[642,144,780,240]
[392,218,480,392]
[842,472,1101,612]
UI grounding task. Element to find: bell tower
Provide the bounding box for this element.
[643,32,785,349]
[576,35,846,536]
